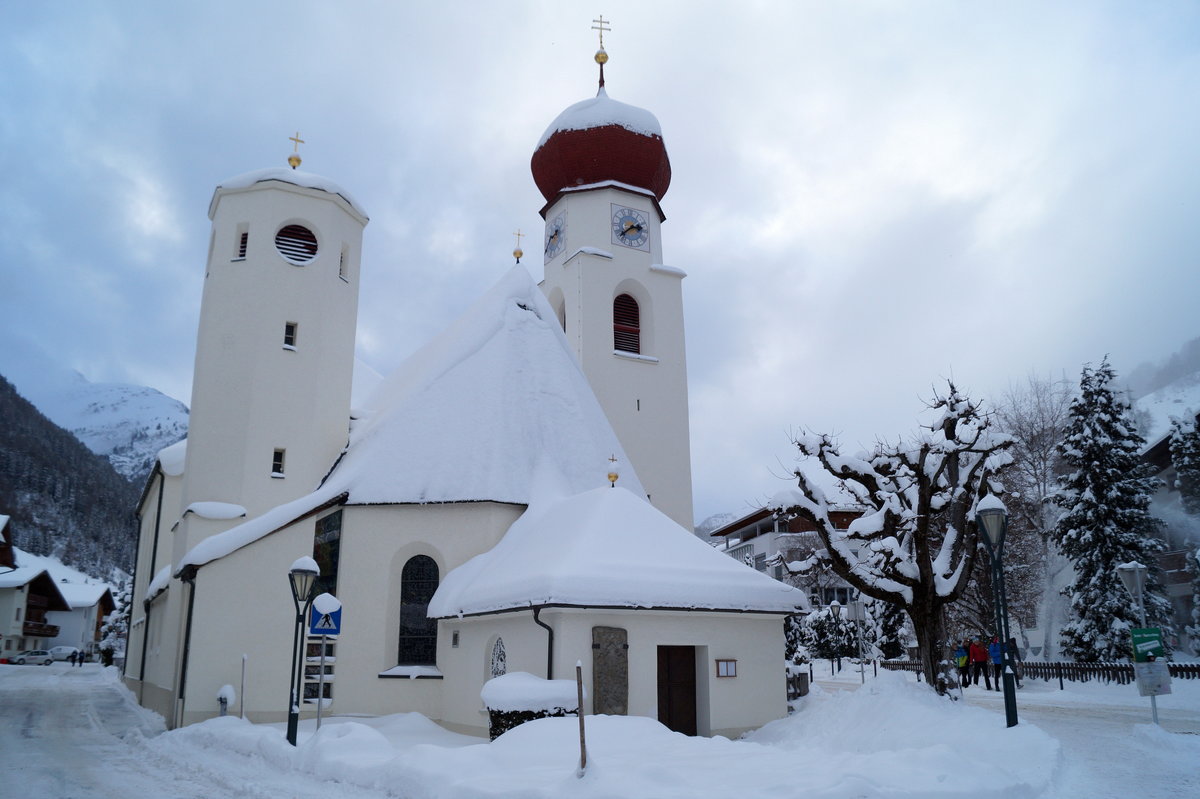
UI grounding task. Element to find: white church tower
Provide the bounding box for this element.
[533,37,694,530]
[179,144,368,549]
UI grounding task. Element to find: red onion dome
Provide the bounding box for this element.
[531,88,671,203]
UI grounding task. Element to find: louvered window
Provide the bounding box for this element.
[275,224,318,264]
[613,294,640,354]
[238,232,248,258]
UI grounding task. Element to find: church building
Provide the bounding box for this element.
[123,41,803,739]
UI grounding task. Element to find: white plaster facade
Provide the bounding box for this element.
[540,185,693,530]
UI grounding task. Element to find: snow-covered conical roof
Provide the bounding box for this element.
[430,486,805,617]
[531,88,671,202]
[179,266,644,571]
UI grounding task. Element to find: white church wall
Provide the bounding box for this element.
[325,503,522,724]
[184,180,363,528]
[541,185,693,529]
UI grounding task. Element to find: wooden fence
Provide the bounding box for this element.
[880,659,1200,688]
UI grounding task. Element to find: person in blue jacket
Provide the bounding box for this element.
[989,636,1003,690]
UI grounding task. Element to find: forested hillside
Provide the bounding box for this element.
[0,374,139,575]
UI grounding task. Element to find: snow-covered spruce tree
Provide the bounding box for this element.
[1053,358,1173,661]
[865,596,908,659]
[780,383,1012,688]
[1186,548,1200,655]
[99,578,131,665]
[1169,418,1200,516]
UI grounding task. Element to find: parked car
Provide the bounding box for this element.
[50,646,81,661]
[14,650,53,665]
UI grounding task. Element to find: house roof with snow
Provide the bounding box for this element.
[0,547,110,612]
[429,486,805,617]
[179,266,645,572]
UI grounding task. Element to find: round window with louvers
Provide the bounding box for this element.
[275,224,318,265]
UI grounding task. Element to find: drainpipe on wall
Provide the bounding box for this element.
[532,606,554,680]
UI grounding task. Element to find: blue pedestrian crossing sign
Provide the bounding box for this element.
[309,593,342,636]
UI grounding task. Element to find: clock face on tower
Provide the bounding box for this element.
[611,204,650,251]
[544,211,567,263]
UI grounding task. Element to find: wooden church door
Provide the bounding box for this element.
[656,645,697,735]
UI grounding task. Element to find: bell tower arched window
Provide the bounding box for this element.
[613,294,640,354]
[398,555,439,665]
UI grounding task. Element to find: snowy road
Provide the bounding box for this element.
[0,665,406,799]
[961,685,1200,799]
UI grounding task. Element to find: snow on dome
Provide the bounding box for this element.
[158,438,187,476]
[429,486,805,618]
[535,88,662,149]
[532,88,671,202]
[213,167,368,219]
[178,266,643,572]
[290,555,319,574]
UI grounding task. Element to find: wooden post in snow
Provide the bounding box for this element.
[576,660,587,776]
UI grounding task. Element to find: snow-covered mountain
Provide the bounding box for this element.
[1,359,188,484]
[1134,369,1200,445]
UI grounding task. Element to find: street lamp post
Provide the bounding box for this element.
[286,557,320,746]
[852,598,866,684]
[1115,561,1159,725]
[829,601,842,675]
[976,496,1018,728]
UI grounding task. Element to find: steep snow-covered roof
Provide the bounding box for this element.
[180,266,643,571]
[535,88,663,149]
[158,438,187,476]
[212,167,368,219]
[429,487,805,617]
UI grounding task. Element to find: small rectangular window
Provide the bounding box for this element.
[339,245,349,281]
[451,630,460,648]
[283,322,298,348]
[233,224,249,260]
[272,449,286,477]
[716,659,737,678]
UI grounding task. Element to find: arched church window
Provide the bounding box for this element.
[490,637,507,679]
[275,224,318,264]
[398,555,439,665]
[613,294,640,354]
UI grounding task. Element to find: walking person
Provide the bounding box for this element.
[68,650,77,667]
[989,637,1003,690]
[954,640,969,688]
[969,637,992,689]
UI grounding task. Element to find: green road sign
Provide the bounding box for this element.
[1131,627,1164,663]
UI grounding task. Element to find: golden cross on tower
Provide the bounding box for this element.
[591,15,610,49]
[512,229,524,264]
[607,454,619,488]
[287,131,305,169]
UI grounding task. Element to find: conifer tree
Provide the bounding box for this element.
[1169,418,1200,516]
[1053,358,1173,661]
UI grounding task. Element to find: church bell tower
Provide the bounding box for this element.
[533,30,694,530]
[179,141,368,545]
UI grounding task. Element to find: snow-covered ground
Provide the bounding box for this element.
[1,662,1197,798]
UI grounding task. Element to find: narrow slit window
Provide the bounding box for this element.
[272,449,286,477]
[233,224,249,260]
[283,322,298,348]
[613,294,640,354]
[339,245,349,281]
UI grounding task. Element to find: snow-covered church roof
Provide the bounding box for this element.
[430,486,805,617]
[535,88,663,149]
[180,266,644,570]
[211,167,368,219]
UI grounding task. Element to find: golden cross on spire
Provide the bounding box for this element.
[591,15,610,49]
[512,229,525,264]
[287,132,305,169]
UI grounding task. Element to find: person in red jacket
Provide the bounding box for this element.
[968,637,993,690]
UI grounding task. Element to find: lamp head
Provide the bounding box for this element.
[1115,561,1147,599]
[975,495,1009,549]
[829,600,842,619]
[288,557,320,606]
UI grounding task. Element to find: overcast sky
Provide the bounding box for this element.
[2,1,1198,525]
